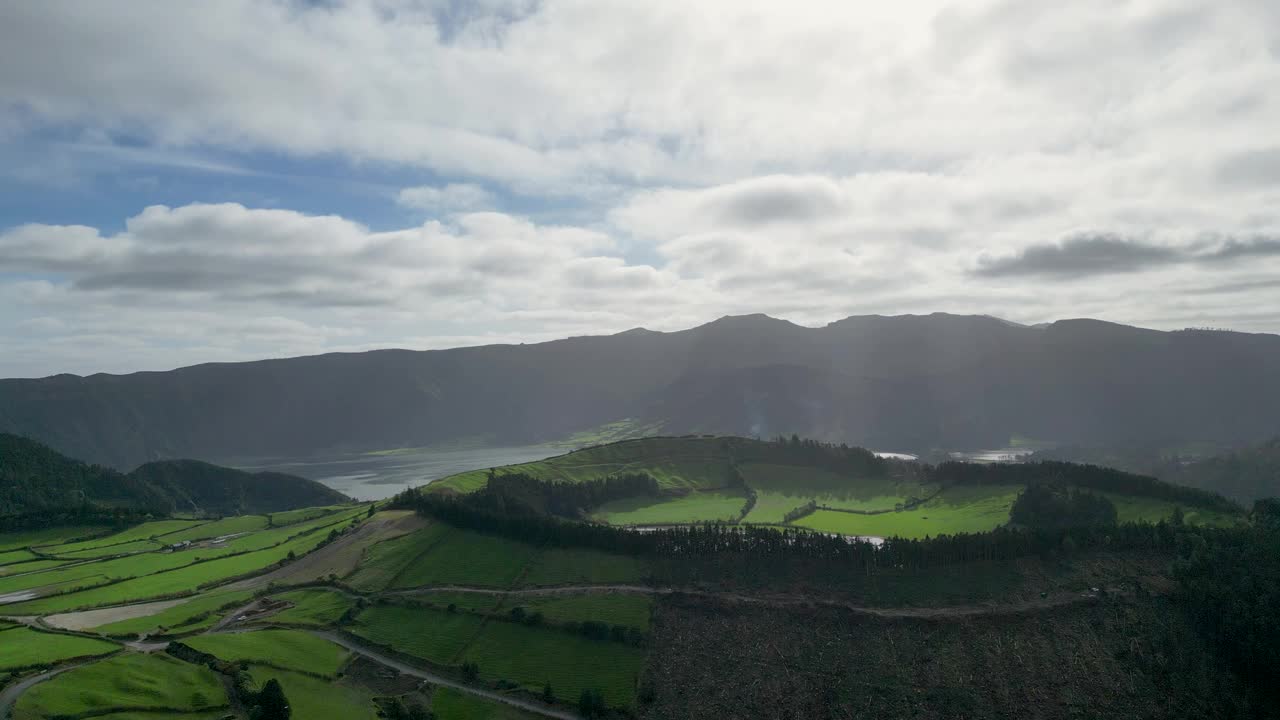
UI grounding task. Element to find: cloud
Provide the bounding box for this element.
[397,183,494,212]
[973,233,1183,278]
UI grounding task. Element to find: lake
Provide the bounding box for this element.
[230,444,563,501]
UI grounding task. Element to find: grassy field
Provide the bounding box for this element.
[159,514,272,543]
[0,548,37,565]
[266,587,355,627]
[521,548,649,586]
[247,666,379,720]
[432,437,737,493]
[0,626,119,671]
[390,528,537,589]
[795,485,1022,539]
[185,629,351,677]
[35,520,207,553]
[93,589,254,636]
[0,558,69,577]
[83,712,230,720]
[1101,492,1242,527]
[739,490,812,524]
[404,591,503,614]
[50,539,163,559]
[462,620,645,707]
[345,523,451,592]
[352,604,485,665]
[593,489,747,525]
[269,505,353,526]
[507,594,652,630]
[12,653,225,719]
[432,686,542,720]
[1,518,347,614]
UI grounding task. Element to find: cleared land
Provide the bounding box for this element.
[593,489,748,525]
[11,653,225,719]
[185,629,351,677]
[345,523,452,592]
[35,520,206,553]
[0,626,119,671]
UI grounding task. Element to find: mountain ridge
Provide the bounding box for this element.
[2,313,1279,470]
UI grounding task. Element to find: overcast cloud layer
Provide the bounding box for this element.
[2,0,1279,377]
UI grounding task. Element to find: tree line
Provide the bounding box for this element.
[474,471,658,519]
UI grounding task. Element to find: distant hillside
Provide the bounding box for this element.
[2,313,1279,469]
[1035,438,1280,503]
[0,433,349,516]
[424,436,1241,534]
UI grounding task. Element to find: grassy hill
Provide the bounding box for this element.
[0,433,349,516]
[428,436,1243,536]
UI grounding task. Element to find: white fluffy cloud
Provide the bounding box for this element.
[1,0,1280,375]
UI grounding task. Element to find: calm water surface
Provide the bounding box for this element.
[230,444,563,501]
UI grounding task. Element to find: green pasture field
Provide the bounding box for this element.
[461,620,646,707]
[431,436,736,493]
[11,653,225,719]
[2,520,344,614]
[1100,492,1242,527]
[390,527,537,589]
[0,626,119,671]
[159,514,271,543]
[593,489,747,525]
[345,523,451,592]
[741,462,936,514]
[521,547,649,586]
[247,666,379,720]
[402,591,502,614]
[740,490,813,524]
[0,548,201,596]
[507,594,652,630]
[795,485,1022,539]
[266,588,355,627]
[0,526,109,553]
[94,590,254,636]
[431,686,542,720]
[351,604,485,665]
[0,548,37,565]
[0,558,69,577]
[185,629,350,677]
[36,520,206,553]
[50,539,163,559]
[269,505,352,526]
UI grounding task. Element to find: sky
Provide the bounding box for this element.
[1,0,1279,378]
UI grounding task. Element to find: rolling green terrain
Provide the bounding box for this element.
[0,436,1273,720]
[11,653,226,719]
[185,629,351,677]
[0,626,119,671]
[593,489,748,525]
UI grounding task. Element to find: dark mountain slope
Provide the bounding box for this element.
[2,313,1279,469]
[0,433,349,516]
